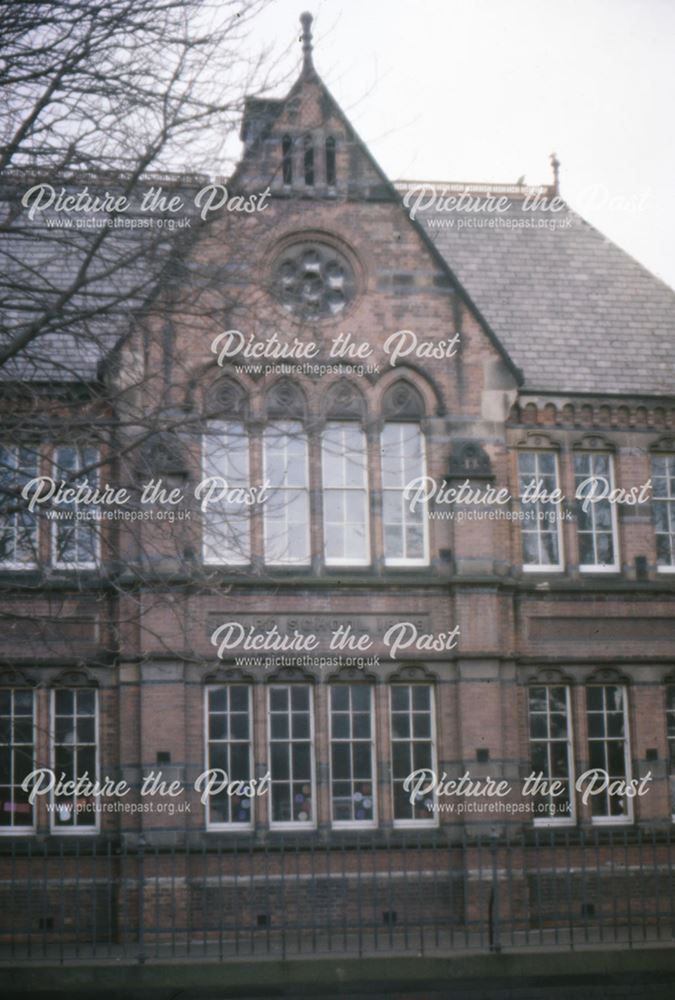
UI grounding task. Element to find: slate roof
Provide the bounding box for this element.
[2,169,673,398]
[0,174,203,383]
[406,186,675,396]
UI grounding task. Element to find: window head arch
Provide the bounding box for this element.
[324,380,365,421]
[382,381,425,421]
[205,377,248,420]
[265,379,307,420]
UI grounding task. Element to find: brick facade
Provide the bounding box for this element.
[1,13,674,952]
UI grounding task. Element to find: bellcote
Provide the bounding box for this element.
[234,13,395,202]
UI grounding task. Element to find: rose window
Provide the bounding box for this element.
[273,242,355,319]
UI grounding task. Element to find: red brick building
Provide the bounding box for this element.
[1,13,675,955]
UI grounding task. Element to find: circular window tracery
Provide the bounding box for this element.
[272,241,356,320]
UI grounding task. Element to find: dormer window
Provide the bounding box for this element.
[281,135,293,186]
[303,134,314,186]
[326,136,336,187]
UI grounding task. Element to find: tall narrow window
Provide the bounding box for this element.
[202,422,250,565]
[281,134,293,185]
[205,686,253,828]
[303,134,314,186]
[0,444,39,567]
[51,688,98,831]
[325,136,336,186]
[667,685,675,822]
[653,455,675,572]
[330,685,375,826]
[52,446,100,568]
[574,453,619,571]
[0,689,35,831]
[586,685,632,822]
[528,686,574,824]
[381,423,428,565]
[321,423,369,565]
[518,452,563,570]
[263,421,310,565]
[391,684,436,825]
[268,685,314,827]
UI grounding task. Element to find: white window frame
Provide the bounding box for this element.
[666,684,675,823]
[267,684,316,831]
[574,452,620,573]
[0,444,39,570]
[586,684,633,825]
[528,685,576,827]
[263,421,311,566]
[380,422,430,567]
[329,684,377,829]
[49,687,100,835]
[51,446,100,570]
[390,684,438,829]
[321,422,370,567]
[652,455,675,573]
[204,685,254,831]
[0,688,36,835]
[202,422,251,566]
[518,451,564,573]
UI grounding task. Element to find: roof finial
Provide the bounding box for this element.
[300,12,314,73]
[550,152,560,196]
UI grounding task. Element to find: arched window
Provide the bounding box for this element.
[264,382,310,566]
[321,423,369,565]
[202,379,251,566]
[202,420,251,565]
[380,383,429,566]
[303,134,314,186]
[321,382,368,566]
[281,135,293,185]
[325,136,336,187]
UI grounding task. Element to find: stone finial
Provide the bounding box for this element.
[550,152,561,196]
[300,12,314,72]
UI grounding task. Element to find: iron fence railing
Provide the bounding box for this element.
[1,826,674,963]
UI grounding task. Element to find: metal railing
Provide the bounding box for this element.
[1,826,674,963]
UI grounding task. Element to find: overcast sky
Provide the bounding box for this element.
[237,0,675,290]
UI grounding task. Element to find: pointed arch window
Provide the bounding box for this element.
[380,383,429,566]
[202,421,251,565]
[263,420,310,566]
[321,423,369,565]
